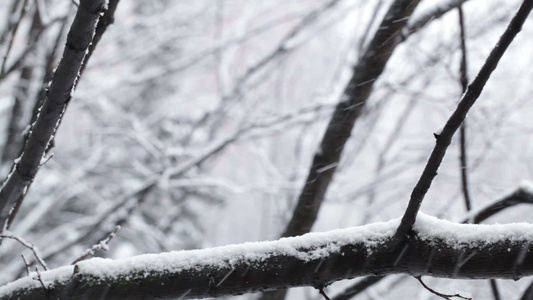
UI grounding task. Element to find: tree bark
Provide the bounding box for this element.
[2,223,533,300]
[331,185,533,300]
[0,0,106,229]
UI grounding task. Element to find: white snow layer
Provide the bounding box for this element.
[520,179,533,194]
[2,212,533,296]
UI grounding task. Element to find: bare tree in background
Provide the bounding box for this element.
[1,0,533,299]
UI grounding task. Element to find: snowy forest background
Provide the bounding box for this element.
[1,0,533,299]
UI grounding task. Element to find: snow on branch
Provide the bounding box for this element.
[1,213,533,300]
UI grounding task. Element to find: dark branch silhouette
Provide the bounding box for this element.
[332,184,533,300]
[282,0,421,239]
[395,0,533,239]
[457,4,472,213]
[0,0,107,229]
[3,222,533,300]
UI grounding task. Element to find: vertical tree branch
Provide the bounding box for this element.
[395,0,533,239]
[458,5,500,300]
[0,0,107,230]
[3,17,70,229]
[260,2,421,299]
[457,5,472,212]
[282,0,421,238]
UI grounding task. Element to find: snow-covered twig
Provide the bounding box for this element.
[0,231,47,271]
[33,267,46,291]
[0,0,107,230]
[20,254,30,276]
[71,225,121,265]
[3,214,533,299]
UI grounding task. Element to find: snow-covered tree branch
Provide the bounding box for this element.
[1,0,533,299]
[2,213,533,300]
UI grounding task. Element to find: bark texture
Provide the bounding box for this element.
[0,0,106,229]
[2,227,533,300]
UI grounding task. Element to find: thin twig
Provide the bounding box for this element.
[416,276,471,300]
[457,4,472,212]
[71,225,121,265]
[457,7,501,299]
[20,253,30,276]
[0,0,19,45]
[2,16,68,80]
[319,288,331,300]
[0,0,107,230]
[1,231,48,270]
[395,0,533,239]
[34,266,47,290]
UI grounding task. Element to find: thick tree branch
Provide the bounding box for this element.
[2,215,533,300]
[395,0,533,239]
[0,0,106,230]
